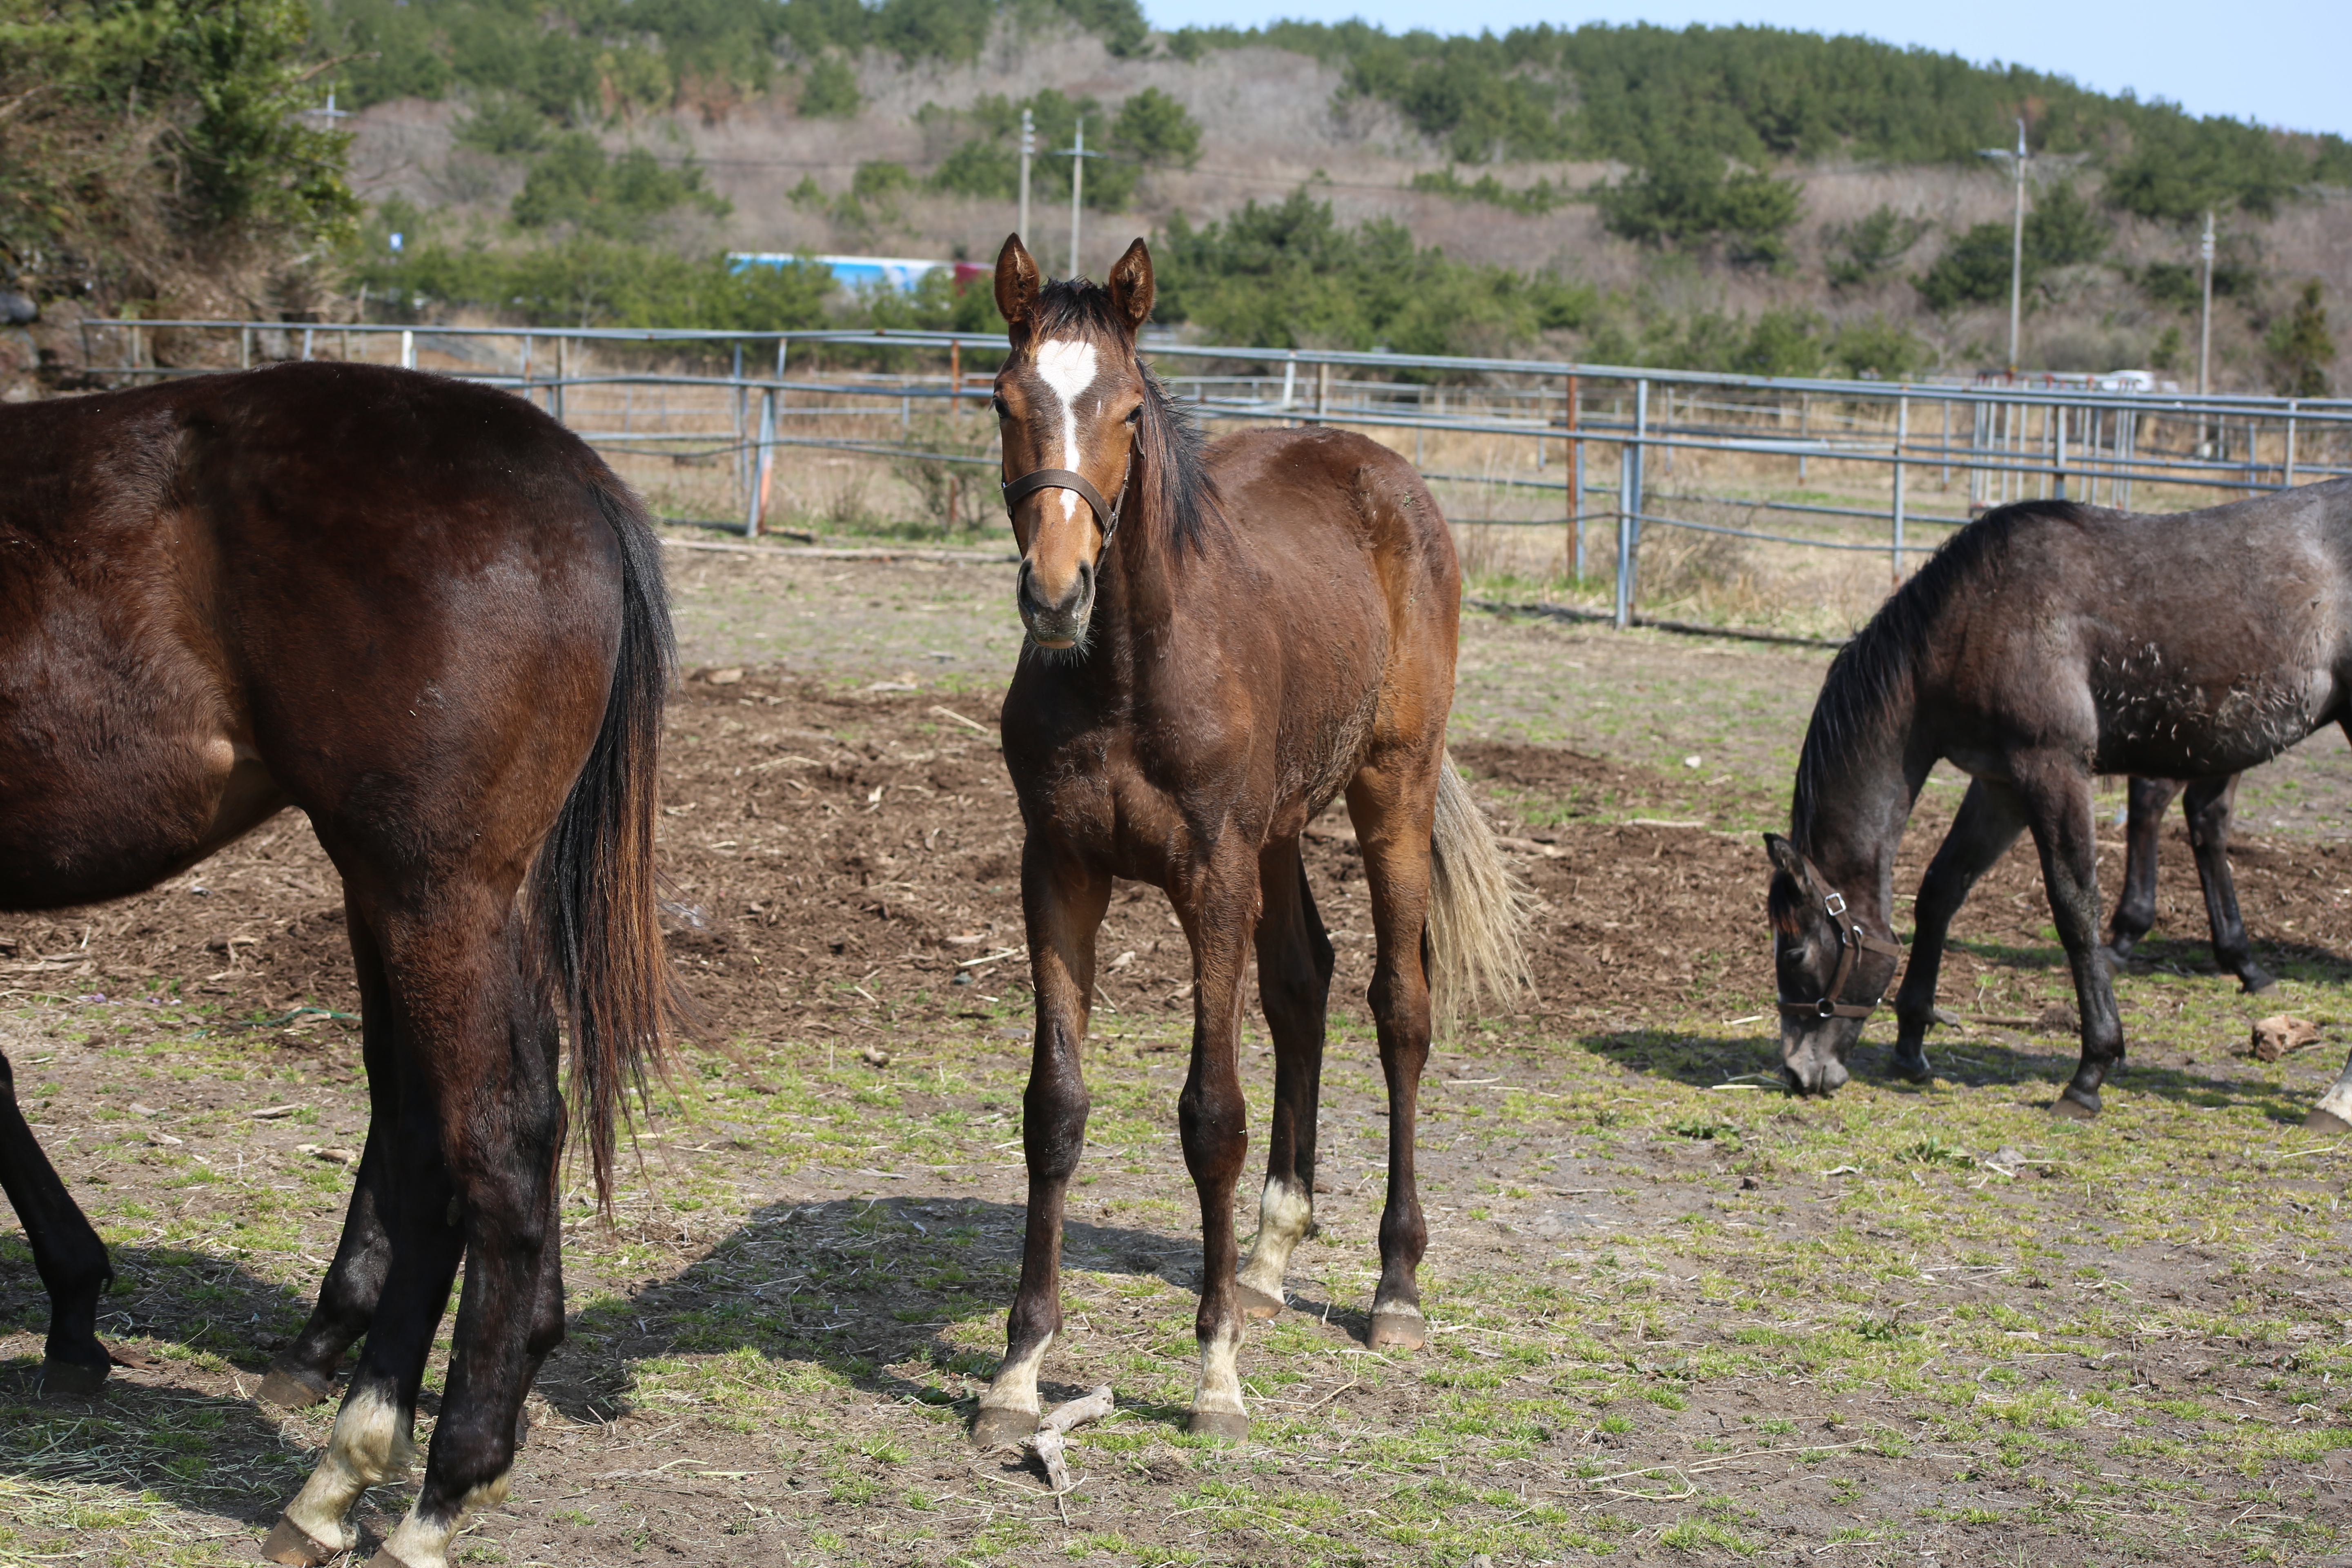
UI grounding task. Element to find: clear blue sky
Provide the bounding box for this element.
[1144,0,2352,139]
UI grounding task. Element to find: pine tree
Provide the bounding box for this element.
[2268,281,2336,397]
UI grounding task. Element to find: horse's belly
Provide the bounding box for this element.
[0,729,286,909]
[2094,668,2332,777]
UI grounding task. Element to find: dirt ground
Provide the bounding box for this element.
[4,553,2352,1566]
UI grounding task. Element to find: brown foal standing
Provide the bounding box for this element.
[972,235,1529,1446]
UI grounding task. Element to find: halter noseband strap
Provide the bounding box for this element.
[1779,888,1905,1021]
[1000,451,1132,544]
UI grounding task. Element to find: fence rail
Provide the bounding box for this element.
[72,316,2352,639]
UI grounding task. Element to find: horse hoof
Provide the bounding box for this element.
[1890,1047,1933,1083]
[256,1365,336,1409]
[2244,973,2279,996]
[1237,1282,1286,1320]
[1185,1409,1249,1442]
[970,1408,1038,1451]
[2304,1107,2352,1134]
[1367,1309,1426,1352]
[38,1356,108,1396]
[2050,1091,2100,1121]
[361,1548,425,1568]
[261,1516,341,1566]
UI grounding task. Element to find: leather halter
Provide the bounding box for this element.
[1000,447,1134,545]
[1779,887,1904,1021]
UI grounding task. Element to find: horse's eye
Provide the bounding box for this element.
[991,395,1009,418]
[1123,405,1143,425]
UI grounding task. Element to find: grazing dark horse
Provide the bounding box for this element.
[972,235,1528,1445]
[0,362,678,1568]
[1766,481,2352,1118]
[2103,774,2276,992]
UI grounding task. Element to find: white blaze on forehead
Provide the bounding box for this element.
[1031,338,1102,527]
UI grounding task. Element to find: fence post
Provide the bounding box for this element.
[2119,405,2135,510]
[745,388,776,537]
[1280,352,1297,423]
[1316,360,1331,423]
[400,328,414,371]
[1566,372,1583,581]
[1615,378,1648,630]
[2284,401,2298,489]
[2053,404,2068,500]
[1891,394,1909,582]
[240,325,252,370]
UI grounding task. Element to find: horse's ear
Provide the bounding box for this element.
[996,234,1041,334]
[1762,833,1809,884]
[1107,238,1154,332]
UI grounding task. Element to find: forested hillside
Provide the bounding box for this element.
[4,0,2347,392]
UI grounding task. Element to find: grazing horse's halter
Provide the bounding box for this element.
[1779,887,1905,1021]
[1000,443,1135,545]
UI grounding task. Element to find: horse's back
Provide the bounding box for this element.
[1205,425,1452,571]
[1200,424,1461,796]
[1918,479,2352,777]
[0,365,639,907]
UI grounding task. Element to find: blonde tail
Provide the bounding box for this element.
[1425,753,1535,1035]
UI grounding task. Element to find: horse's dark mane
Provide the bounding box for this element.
[1790,497,2088,845]
[1027,278,1222,555]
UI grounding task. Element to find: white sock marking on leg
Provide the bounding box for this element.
[283,1384,416,1550]
[1238,1175,1314,1299]
[979,1335,1052,1417]
[1194,1319,1247,1418]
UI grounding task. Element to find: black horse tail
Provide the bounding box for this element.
[529,479,684,1209]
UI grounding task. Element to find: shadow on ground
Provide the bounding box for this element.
[0,1244,321,1529]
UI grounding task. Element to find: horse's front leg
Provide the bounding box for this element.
[2015,757,2125,1118]
[973,838,1109,1449]
[1891,780,2025,1081]
[1173,840,1261,1441]
[0,1049,114,1393]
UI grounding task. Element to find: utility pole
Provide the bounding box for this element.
[1017,108,1033,247]
[1059,117,1100,279]
[2198,208,2216,456]
[2008,117,2026,379]
[1978,118,2028,378]
[2197,208,2216,396]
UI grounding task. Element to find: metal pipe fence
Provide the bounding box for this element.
[73,316,2352,640]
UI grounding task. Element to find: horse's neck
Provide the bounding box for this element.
[1797,702,1923,922]
[1089,514,1184,696]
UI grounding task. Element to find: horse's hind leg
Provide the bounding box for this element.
[974,843,1109,1449]
[2104,777,2182,964]
[2012,755,2127,1118]
[1236,842,1334,1320]
[261,899,396,1409]
[2181,775,2274,993]
[1345,764,1439,1353]
[1892,780,2025,1081]
[373,914,566,1568]
[0,1049,113,1393]
[269,900,557,1568]
[267,983,463,1565]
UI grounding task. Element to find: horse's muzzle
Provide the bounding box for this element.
[1780,1025,1851,1095]
[1018,557,1094,648]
